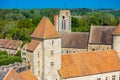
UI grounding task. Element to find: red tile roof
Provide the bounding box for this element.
[19,70,38,80]
[27,40,40,52]
[3,68,23,80]
[31,17,60,39]
[113,24,120,35]
[0,39,21,50]
[59,50,120,78]
[3,68,37,80]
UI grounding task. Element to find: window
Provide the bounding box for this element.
[52,40,54,45]
[38,51,40,57]
[22,52,26,56]
[23,57,26,61]
[97,78,101,80]
[62,20,64,30]
[119,75,120,80]
[38,61,40,67]
[51,51,54,57]
[64,20,66,30]
[50,62,54,67]
[92,48,95,51]
[106,77,108,80]
[112,75,115,80]
[38,71,40,76]
[62,16,65,19]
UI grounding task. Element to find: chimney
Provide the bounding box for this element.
[54,15,59,32]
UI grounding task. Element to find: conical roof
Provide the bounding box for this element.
[31,17,60,39]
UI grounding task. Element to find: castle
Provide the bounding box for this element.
[20,10,120,80]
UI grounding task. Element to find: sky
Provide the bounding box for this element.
[0,0,120,9]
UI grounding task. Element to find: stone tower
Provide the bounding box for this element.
[113,24,120,57]
[27,17,61,80]
[58,10,71,32]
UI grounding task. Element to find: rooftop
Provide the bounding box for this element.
[31,17,60,39]
[113,24,120,35]
[3,68,37,80]
[89,26,116,44]
[59,50,120,78]
[0,39,21,50]
[27,40,40,52]
[61,32,89,49]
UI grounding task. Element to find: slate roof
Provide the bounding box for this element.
[89,26,116,44]
[61,32,89,49]
[59,50,120,78]
[31,17,60,39]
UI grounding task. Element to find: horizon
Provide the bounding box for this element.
[0,0,120,9]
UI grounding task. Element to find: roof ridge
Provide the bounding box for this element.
[43,17,47,39]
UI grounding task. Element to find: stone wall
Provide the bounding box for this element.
[43,38,61,80]
[59,10,71,32]
[62,48,87,54]
[88,44,112,52]
[113,36,120,57]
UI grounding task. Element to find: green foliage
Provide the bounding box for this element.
[18,19,33,28]
[0,50,22,66]
[0,56,22,66]
[15,50,21,57]
[0,50,7,55]
[0,8,119,39]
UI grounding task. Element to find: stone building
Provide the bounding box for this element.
[20,10,120,80]
[112,24,120,57]
[0,39,21,56]
[55,10,117,53]
[61,32,89,54]
[56,10,71,32]
[22,17,61,80]
[59,50,120,80]
[88,26,116,51]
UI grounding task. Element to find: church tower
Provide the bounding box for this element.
[113,24,120,57]
[27,17,61,80]
[58,10,71,32]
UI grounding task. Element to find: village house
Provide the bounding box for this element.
[0,39,22,56]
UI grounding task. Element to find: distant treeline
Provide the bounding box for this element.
[0,8,119,42]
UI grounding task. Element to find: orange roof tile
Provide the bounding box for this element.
[31,17,60,39]
[0,39,21,50]
[3,68,23,80]
[113,24,120,35]
[27,40,40,52]
[19,70,38,80]
[59,50,120,78]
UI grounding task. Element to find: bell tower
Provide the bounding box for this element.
[58,10,71,32]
